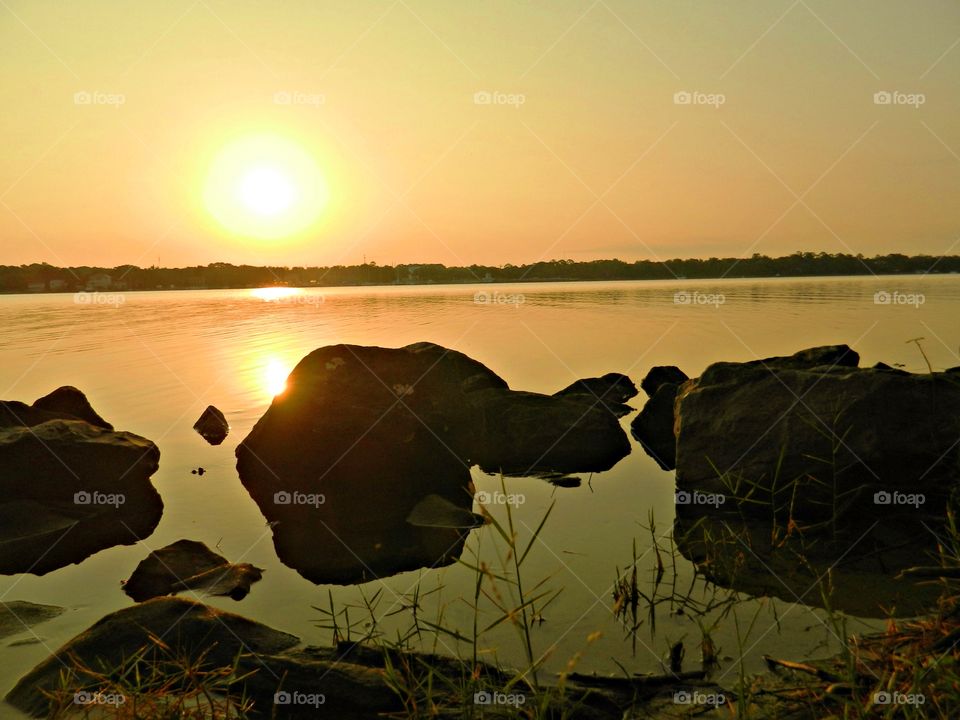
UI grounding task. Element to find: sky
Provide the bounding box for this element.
[0,0,958,268]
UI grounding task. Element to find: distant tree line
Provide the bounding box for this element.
[1,252,958,293]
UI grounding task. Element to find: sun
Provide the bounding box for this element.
[204,134,329,240]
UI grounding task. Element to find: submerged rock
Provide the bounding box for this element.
[236,342,630,584]
[193,405,229,445]
[0,389,162,575]
[406,494,486,529]
[0,601,65,641]
[122,539,263,602]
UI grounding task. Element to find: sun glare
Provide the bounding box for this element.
[265,358,291,397]
[204,134,329,240]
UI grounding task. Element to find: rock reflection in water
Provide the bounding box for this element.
[674,504,944,618]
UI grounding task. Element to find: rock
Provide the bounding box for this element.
[639,366,688,397]
[631,382,682,470]
[5,597,694,719]
[0,601,64,641]
[0,389,162,575]
[122,539,263,602]
[675,346,960,523]
[236,342,630,583]
[554,373,638,415]
[406,495,486,529]
[30,386,112,430]
[5,597,302,719]
[471,388,631,474]
[631,367,691,470]
[193,405,229,445]
[547,475,582,488]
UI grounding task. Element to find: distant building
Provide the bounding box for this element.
[49,279,67,291]
[27,281,45,292]
[86,273,112,291]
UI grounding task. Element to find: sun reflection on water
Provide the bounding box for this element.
[251,287,301,302]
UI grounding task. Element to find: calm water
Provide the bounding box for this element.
[1,275,959,709]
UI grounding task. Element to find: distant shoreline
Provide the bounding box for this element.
[2,253,959,295]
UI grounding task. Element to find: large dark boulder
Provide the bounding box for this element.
[0,389,162,575]
[675,346,960,522]
[236,343,630,584]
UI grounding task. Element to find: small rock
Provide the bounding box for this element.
[193,405,229,446]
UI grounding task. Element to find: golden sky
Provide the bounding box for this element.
[1,0,958,267]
